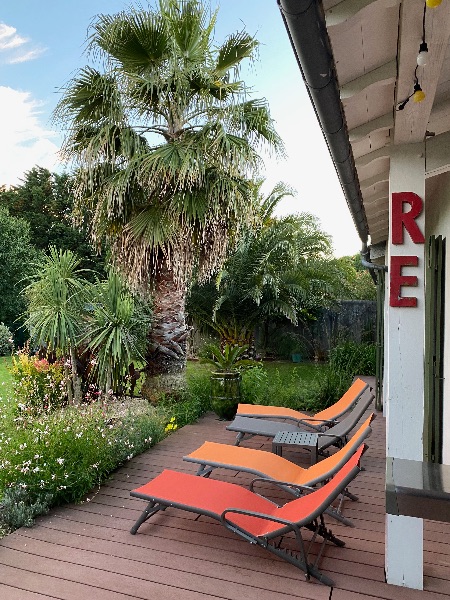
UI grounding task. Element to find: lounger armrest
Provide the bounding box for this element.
[316,432,345,444]
[300,416,334,424]
[221,507,297,531]
[249,477,315,495]
[298,417,337,431]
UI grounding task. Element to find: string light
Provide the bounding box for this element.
[397,67,425,110]
[417,42,428,66]
[413,82,426,102]
[397,2,435,110]
[417,5,428,66]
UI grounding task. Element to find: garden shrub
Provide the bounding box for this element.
[329,340,376,378]
[0,486,52,529]
[0,323,13,356]
[241,365,321,412]
[241,366,269,404]
[10,352,67,417]
[158,370,212,429]
[0,400,166,529]
[316,340,376,407]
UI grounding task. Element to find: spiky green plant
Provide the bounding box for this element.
[23,247,88,403]
[81,270,152,393]
[200,342,258,372]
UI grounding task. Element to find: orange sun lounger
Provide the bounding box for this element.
[184,414,375,525]
[130,444,366,586]
[227,386,375,452]
[237,377,370,430]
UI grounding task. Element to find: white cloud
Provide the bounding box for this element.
[0,87,61,186]
[0,22,46,64]
[0,28,27,50]
[9,48,46,64]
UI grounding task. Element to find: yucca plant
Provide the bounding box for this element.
[200,342,258,373]
[24,247,88,404]
[81,270,152,395]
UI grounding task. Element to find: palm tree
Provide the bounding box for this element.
[54,0,282,395]
[212,212,333,346]
[188,181,333,351]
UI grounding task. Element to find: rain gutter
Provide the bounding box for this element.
[277,0,370,245]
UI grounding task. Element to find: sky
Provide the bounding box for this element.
[0,0,361,257]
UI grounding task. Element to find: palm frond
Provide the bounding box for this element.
[89,10,170,73]
[214,31,258,77]
[55,67,123,126]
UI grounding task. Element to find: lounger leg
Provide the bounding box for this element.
[266,527,335,586]
[235,432,245,446]
[234,432,256,446]
[325,506,354,527]
[318,515,345,547]
[196,464,214,477]
[322,489,356,527]
[344,489,358,502]
[130,501,163,534]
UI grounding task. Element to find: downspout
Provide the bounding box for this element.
[361,243,388,285]
[277,0,370,246]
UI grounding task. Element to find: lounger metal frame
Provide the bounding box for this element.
[130,446,366,586]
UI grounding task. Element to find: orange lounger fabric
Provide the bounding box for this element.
[237,377,369,428]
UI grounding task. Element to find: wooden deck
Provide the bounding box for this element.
[1,394,450,599]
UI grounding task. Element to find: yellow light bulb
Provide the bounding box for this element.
[426,0,442,7]
[413,89,426,103]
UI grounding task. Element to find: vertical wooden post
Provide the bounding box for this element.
[385,143,425,589]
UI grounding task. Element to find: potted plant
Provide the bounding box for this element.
[200,343,258,420]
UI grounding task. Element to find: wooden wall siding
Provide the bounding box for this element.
[1,383,449,599]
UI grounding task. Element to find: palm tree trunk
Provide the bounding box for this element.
[141,267,188,402]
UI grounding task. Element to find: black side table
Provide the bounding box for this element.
[272,431,319,464]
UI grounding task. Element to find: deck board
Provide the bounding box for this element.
[1,380,450,599]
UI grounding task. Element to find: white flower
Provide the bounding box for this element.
[56,457,64,465]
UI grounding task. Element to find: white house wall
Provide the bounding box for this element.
[425,171,450,465]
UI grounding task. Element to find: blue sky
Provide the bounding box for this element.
[0,0,361,257]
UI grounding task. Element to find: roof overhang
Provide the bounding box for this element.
[278,0,450,249]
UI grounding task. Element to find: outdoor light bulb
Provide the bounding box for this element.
[417,42,428,66]
[426,0,442,7]
[413,85,426,103]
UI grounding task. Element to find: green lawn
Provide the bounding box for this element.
[0,355,13,393]
[188,358,326,412]
[260,359,321,381]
